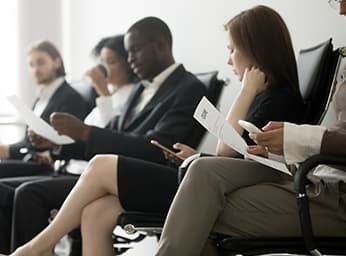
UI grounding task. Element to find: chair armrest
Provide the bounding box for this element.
[117,211,165,235]
[294,154,346,194]
[293,154,346,254]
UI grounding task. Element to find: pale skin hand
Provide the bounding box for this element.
[50,112,91,141]
[217,67,267,156]
[28,130,59,149]
[85,66,110,96]
[33,151,54,168]
[249,121,284,155]
[0,144,10,159]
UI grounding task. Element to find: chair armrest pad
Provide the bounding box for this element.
[294,154,346,193]
[117,212,165,228]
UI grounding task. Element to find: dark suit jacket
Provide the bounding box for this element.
[59,65,207,164]
[9,80,90,159]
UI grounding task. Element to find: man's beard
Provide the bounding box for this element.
[37,71,58,85]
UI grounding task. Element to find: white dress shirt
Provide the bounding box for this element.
[33,77,64,116]
[129,63,180,118]
[283,122,326,165]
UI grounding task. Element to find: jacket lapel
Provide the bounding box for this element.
[124,65,185,130]
[118,82,145,130]
[40,81,67,122]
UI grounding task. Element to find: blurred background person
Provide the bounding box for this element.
[0,40,89,178]
[83,34,136,127]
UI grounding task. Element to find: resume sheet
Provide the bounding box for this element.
[7,95,74,145]
[193,97,291,176]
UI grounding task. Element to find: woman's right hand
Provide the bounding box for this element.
[85,66,110,96]
[171,143,197,159]
[241,67,267,96]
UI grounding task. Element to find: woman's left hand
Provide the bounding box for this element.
[241,67,267,96]
[246,145,268,158]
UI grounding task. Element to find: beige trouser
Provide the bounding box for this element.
[156,157,346,256]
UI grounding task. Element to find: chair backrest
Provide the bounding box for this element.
[196,71,225,107]
[319,48,346,126]
[297,38,339,124]
[183,71,226,148]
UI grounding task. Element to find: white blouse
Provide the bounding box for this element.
[83,84,134,127]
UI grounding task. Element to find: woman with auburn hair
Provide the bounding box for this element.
[155,5,308,256]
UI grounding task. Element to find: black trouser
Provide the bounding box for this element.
[0,160,53,179]
[0,175,78,252]
[0,183,14,254]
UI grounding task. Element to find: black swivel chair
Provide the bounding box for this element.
[116,42,346,256]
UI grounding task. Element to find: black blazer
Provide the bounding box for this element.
[59,65,207,164]
[9,80,90,159]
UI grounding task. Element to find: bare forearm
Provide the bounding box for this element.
[216,89,256,156]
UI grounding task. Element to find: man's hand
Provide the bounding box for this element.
[28,130,58,149]
[50,112,90,141]
[0,144,9,160]
[33,151,54,168]
[249,121,284,155]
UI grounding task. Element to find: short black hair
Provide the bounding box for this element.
[91,34,128,61]
[127,17,173,49]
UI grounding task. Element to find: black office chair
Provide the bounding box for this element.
[215,154,346,256]
[116,43,346,255]
[297,38,340,124]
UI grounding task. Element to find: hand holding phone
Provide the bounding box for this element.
[238,120,263,134]
[150,140,185,162]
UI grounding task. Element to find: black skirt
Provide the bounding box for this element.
[117,155,179,214]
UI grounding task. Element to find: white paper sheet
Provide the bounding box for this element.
[193,97,291,176]
[7,95,74,145]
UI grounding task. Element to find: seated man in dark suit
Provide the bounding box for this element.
[0,40,90,254]
[0,17,207,254]
[0,40,90,175]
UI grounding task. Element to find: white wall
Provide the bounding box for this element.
[17,0,63,106]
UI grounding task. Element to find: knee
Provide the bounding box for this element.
[81,154,118,180]
[186,157,216,181]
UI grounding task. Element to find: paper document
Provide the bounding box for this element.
[193,97,291,175]
[7,95,74,145]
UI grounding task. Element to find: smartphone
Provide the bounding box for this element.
[150,140,185,161]
[238,120,263,134]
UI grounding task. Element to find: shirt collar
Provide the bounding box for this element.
[37,77,64,99]
[141,63,180,88]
